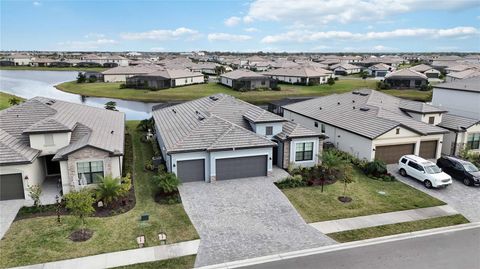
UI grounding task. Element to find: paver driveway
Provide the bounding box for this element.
[179,173,336,267]
[388,164,480,222]
[0,199,24,239]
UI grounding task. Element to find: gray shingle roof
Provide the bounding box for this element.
[264,67,330,77]
[243,108,286,123]
[283,89,447,139]
[220,69,265,80]
[385,69,428,79]
[433,77,480,93]
[438,114,480,131]
[0,97,125,165]
[398,100,447,113]
[275,121,324,141]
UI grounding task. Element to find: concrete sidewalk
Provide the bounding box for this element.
[310,205,458,234]
[11,239,200,269]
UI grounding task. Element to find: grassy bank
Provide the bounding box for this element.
[0,91,25,110]
[281,169,445,223]
[0,121,198,268]
[328,214,469,242]
[0,66,107,72]
[55,80,430,104]
[112,255,196,269]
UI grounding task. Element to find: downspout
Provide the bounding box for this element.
[453,130,459,156]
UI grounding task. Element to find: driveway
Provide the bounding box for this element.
[0,199,24,239]
[179,169,335,267]
[387,164,480,222]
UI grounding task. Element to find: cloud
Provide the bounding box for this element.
[150,47,165,52]
[58,39,117,50]
[224,16,241,27]
[372,45,395,51]
[33,1,41,6]
[244,27,260,32]
[261,27,479,43]
[244,0,477,24]
[84,33,105,39]
[207,33,252,42]
[120,27,201,41]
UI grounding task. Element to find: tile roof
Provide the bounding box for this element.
[438,114,480,131]
[243,107,286,123]
[433,76,480,93]
[369,63,392,70]
[264,67,331,77]
[446,69,480,80]
[101,65,161,75]
[409,64,435,73]
[283,89,447,139]
[220,69,266,80]
[275,121,324,141]
[385,68,428,79]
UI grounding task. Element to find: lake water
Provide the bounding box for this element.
[0,70,159,120]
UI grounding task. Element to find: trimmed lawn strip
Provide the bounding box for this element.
[111,255,196,269]
[328,214,469,243]
[282,169,445,223]
[54,80,428,104]
[0,91,24,110]
[0,121,198,268]
[381,89,432,102]
[0,66,107,72]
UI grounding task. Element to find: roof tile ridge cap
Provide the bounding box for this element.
[211,114,276,144]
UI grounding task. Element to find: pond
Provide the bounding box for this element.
[0,70,160,120]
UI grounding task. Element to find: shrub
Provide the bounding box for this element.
[27,184,42,207]
[327,77,335,85]
[419,84,433,91]
[119,173,132,197]
[363,160,387,176]
[307,80,319,86]
[376,81,390,90]
[119,83,127,89]
[96,175,123,206]
[460,149,480,168]
[137,117,154,132]
[334,77,339,81]
[76,72,86,83]
[64,189,95,226]
[150,139,161,157]
[153,172,181,194]
[271,85,281,91]
[88,77,97,83]
[144,160,154,171]
[275,175,307,189]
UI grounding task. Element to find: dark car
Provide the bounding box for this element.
[436,156,480,186]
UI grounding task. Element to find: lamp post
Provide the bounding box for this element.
[55,195,61,224]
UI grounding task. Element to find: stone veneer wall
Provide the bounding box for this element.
[282,140,290,169]
[66,147,113,185]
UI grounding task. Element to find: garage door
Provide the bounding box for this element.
[375,144,415,164]
[216,155,267,180]
[177,159,205,182]
[419,141,437,160]
[0,173,25,201]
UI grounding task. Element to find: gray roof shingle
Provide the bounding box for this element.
[438,114,480,131]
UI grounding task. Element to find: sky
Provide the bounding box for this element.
[1,0,479,52]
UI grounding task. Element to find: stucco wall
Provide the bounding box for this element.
[29,132,71,156]
[432,88,480,119]
[0,158,46,200]
[220,77,233,87]
[173,75,204,87]
[252,122,283,139]
[289,137,320,167]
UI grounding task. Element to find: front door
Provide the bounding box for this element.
[45,155,60,175]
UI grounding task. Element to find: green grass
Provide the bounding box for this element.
[54,80,411,104]
[0,91,24,110]
[281,169,445,223]
[0,121,198,268]
[0,66,107,72]
[328,214,469,243]
[381,89,432,102]
[112,255,196,269]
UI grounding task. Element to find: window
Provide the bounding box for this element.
[266,126,273,136]
[261,80,266,85]
[77,161,104,184]
[295,142,314,161]
[396,128,400,135]
[314,122,318,128]
[401,158,407,164]
[467,133,480,150]
[321,124,326,133]
[407,161,419,170]
[428,116,435,124]
[44,134,54,146]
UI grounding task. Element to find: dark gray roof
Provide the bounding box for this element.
[275,121,324,141]
[398,100,447,113]
[438,114,480,131]
[433,77,480,93]
[220,69,265,80]
[0,97,125,165]
[243,108,286,123]
[283,89,447,139]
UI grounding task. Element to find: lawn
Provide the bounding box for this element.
[0,121,198,268]
[0,91,24,110]
[112,255,196,269]
[328,214,469,243]
[281,169,445,223]
[0,66,107,72]
[55,79,430,104]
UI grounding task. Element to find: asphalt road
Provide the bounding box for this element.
[238,224,480,269]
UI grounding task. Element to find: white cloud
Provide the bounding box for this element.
[372,45,395,51]
[58,39,117,50]
[84,33,105,39]
[244,0,477,24]
[33,1,41,6]
[244,27,260,32]
[120,27,201,41]
[261,27,479,43]
[150,47,165,52]
[225,16,241,27]
[207,33,252,42]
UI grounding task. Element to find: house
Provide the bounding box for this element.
[126,69,204,89]
[80,54,129,67]
[189,62,218,75]
[263,67,331,85]
[431,77,480,119]
[367,63,393,78]
[0,97,125,201]
[152,94,325,182]
[438,114,480,156]
[282,89,448,164]
[219,69,275,91]
[30,58,58,67]
[445,68,480,82]
[1,54,32,66]
[384,69,428,89]
[102,65,161,82]
[330,63,361,75]
[409,64,442,79]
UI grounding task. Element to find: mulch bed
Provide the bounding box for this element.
[154,191,181,204]
[69,229,93,242]
[338,196,353,203]
[307,178,338,186]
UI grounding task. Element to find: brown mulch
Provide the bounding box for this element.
[308,178,338,186]
[338,196,353,203]
[154,191,181,204]
[69,229,94,242]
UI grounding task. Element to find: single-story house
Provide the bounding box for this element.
[282,89,448,164]
[409,64,442,79]
[438,114,480,156]
[263,67,331,85]
[30,58,58,67]
[431,77,480,119]
[219,69,276,91]
[330,63,361,75]
[102,65,161,82]
[152,94,325,182]
[1,54,32,66]
[445,68,480,82]
[80,54,129,67]
[126,69,204,89]
[384,69,428,89]
[367,63,393,78]
[0,97,125,201]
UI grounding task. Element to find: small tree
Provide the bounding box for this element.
[104,101,118,111]
[137,117,154,131]
[153,172,180,194]
[27,184,42,207]
[321,150,344,180]
[338,164,355,202]
[215,65,226,75]
[8,97,21,106]
[65,189,95,227]
[76,72,86,83]
[327,77,335,85]
[96,175,123,207]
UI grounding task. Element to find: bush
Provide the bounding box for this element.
[307,80,319,86]
[76,72,86,83]
[153,172,181,194]
[119,173,132,196]
[64,189,95,225]
[419,84,432,91]
[27,184,42,207]
[96,175,123,206]
[275,175,307,189]
[327,77,335,85]
[271,85,281,91]
[144,160,154,171]
[334,77,339,81]
[119,83,127,89]
[363,160,387,176]
[376,81,390,90]
[88,77,97,83]
[150,139,161,157]
[460,149,480,168]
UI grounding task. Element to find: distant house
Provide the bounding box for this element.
[30,58,58,67]
[409,64,442,79]
[126,69,204,89]
[1,54,32,66]
[384,69,428,89]
[189,62,218,75]
[438,114,480,156]
[263,67,331,85]
[330,63,361,75]
[220,69,275,91]
[80,54,129,67]
[445,68,480,82]
[101,65,161,82]
[367,63,393,78]
[432,77,480,119]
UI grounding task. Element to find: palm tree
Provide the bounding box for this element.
[104,101,118,111]
[96,175,123,207]
[8,97,21,106]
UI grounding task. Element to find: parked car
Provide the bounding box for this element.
[436,156,480,186]
[398,155,452,189]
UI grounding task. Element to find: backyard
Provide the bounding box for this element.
[0,91,24,110]
[0,121,198,268]
[55,80,432,104]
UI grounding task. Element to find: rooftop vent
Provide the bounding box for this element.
[337,102,341,105]
[352,100,355,103]
[209,96,219,101]
[46,101,53,105]
[360,107,370,111]
[172,108,177,114]
[353,106,356,109]
[359,92,369,96]
[352,91,360,95]
[319,107,322,110]
[198,115,205,121]
[111,130,114,134]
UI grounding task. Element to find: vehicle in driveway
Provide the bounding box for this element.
[398,155,452,189]
[436,156,480,187]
